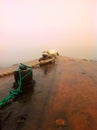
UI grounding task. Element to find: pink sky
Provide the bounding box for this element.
[0,0,96,66]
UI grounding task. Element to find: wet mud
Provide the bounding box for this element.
[0,56,97,130]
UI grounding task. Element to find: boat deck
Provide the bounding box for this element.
[0,56,97,130]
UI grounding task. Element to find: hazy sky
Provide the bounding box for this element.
[0,0,96,66]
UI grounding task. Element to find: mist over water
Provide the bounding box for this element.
[0,0,96,67]
[0,43,94,67]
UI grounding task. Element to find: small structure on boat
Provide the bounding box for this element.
[0,63,35,107]
[13,63,34,89]
[39,50,59,66]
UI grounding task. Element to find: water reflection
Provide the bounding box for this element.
[40,63,56,75]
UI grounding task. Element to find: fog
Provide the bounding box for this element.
[0,0,96,67]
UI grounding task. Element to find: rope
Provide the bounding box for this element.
[0,63,32,106]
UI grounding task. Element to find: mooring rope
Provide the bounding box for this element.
[0,63,32,106]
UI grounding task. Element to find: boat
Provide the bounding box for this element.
[0,56,97,130]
